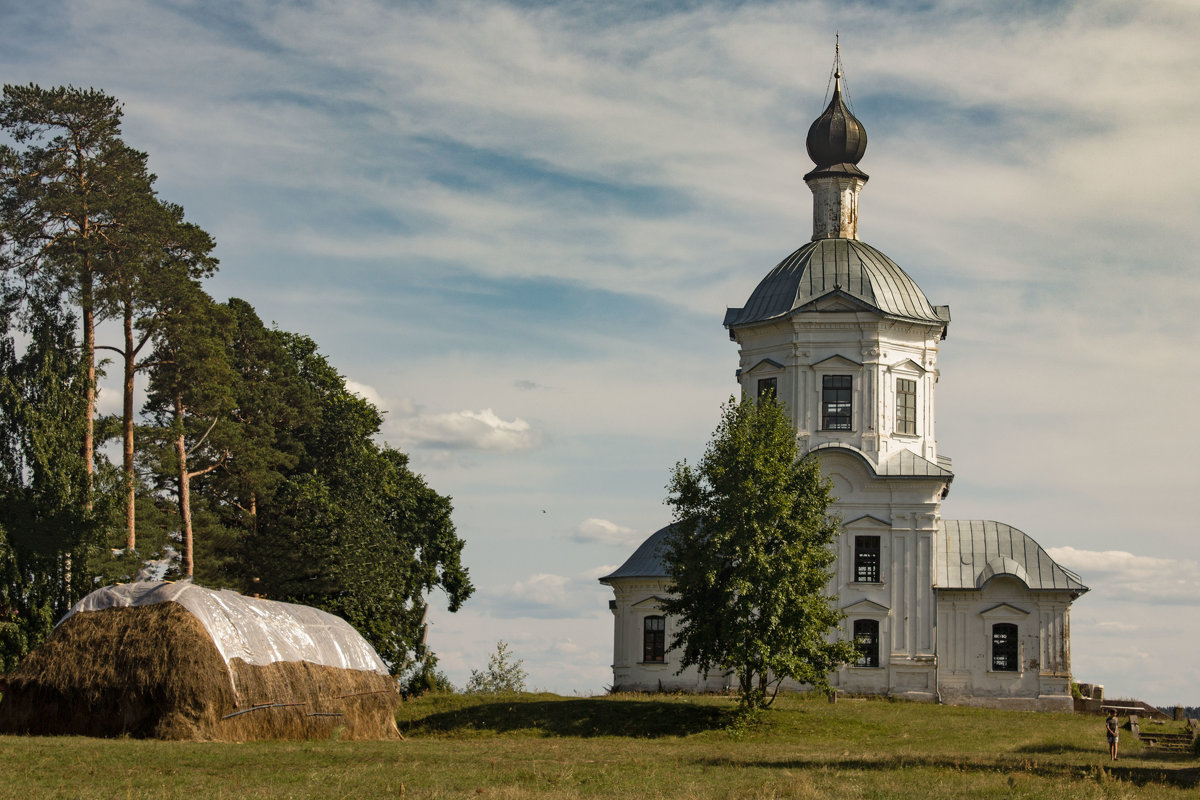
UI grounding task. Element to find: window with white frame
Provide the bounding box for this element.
[896,378,916,435]
[822,375,852,430]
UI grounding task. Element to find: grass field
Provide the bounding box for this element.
[1,692,1196,799]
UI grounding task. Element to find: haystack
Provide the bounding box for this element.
[0,581,400,740]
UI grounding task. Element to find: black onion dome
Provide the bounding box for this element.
[805,73,868,179]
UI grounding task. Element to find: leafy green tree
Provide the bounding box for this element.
[0,304,98,669]
[465,641,528,694]
[661,395,856,710]
[201,299,314,536]
[240,332,473,674]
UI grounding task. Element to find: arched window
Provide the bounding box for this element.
[992,623,1019,672]
[643,616,665,663]
[853,619,879,668]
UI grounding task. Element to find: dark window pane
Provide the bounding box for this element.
[855,535,881,582]
[757,377,777,402]
[822,375,853,430]
[992,623,1018,671]
[643,615,666,663]
[853,619,879,667]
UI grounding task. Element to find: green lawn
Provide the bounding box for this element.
[0,692,1195,799]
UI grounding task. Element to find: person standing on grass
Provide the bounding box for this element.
[1105,709,1119,760]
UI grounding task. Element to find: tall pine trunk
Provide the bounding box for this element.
[122,306,137,550]
[174,391,194,577]
[81,262,95,510]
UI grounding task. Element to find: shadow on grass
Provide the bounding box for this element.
[1015,743,1102,755]
[695,753,1200,790]
[403,698,730,738]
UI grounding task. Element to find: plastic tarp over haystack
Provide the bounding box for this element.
[0,581,401,739]
[65,581,389,675]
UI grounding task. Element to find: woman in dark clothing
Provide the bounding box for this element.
[1105,710,1119,760]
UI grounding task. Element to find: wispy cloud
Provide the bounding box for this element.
[1047,547,1200,606]
[572,518,645,549]
[392,408,543,452]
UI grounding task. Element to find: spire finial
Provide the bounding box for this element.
[827,33,845,101]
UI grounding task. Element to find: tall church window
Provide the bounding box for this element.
[643,616,665,663]
[853,619,880,667]
[854,536,881,583]
[896,378,917,435]
[757,377,777,402]
[822,375,852,430]
[991,623,1019,672]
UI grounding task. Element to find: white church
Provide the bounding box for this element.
[600,71,1088,711]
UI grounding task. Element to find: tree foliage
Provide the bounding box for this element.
[661,394,856,710]
[465,641,528,694]
[0,304,98,670]
[0,84,474,674]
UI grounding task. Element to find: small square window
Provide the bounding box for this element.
[757,377,777,402]
[822,375,852,430]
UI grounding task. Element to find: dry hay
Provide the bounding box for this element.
[0,602,400,740]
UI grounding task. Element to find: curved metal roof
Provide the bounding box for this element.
[723,238,950,329]
[811,443,955,480]
[936,520,1088,594]
[598,524,675,582]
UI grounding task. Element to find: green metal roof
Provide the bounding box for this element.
[724,238,950,330]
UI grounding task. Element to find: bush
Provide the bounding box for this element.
[401,654,455,698]
[465,641,527,694]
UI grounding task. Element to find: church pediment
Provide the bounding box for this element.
[631,595,671,610]
[888,358,927,375]
[798,289,881,314]
[843,599,890,615]
[980,602,1030,618]
[813,354,862,369]
[744,358,785,375]
[844,514,891,529]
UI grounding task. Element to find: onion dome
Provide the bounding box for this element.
[805,72,868,180]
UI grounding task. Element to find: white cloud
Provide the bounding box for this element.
[510,572,570,606]
[584,564,619,581]
[1047,547,1200,605]
[572,518,645,548]
[343,379,385,410]
[391,408,543,452]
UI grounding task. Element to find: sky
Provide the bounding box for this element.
[3,0,1198,705]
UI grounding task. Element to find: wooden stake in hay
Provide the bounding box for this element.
[0,587,400,740]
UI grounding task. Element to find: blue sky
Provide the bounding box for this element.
[4,0,1199,705]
